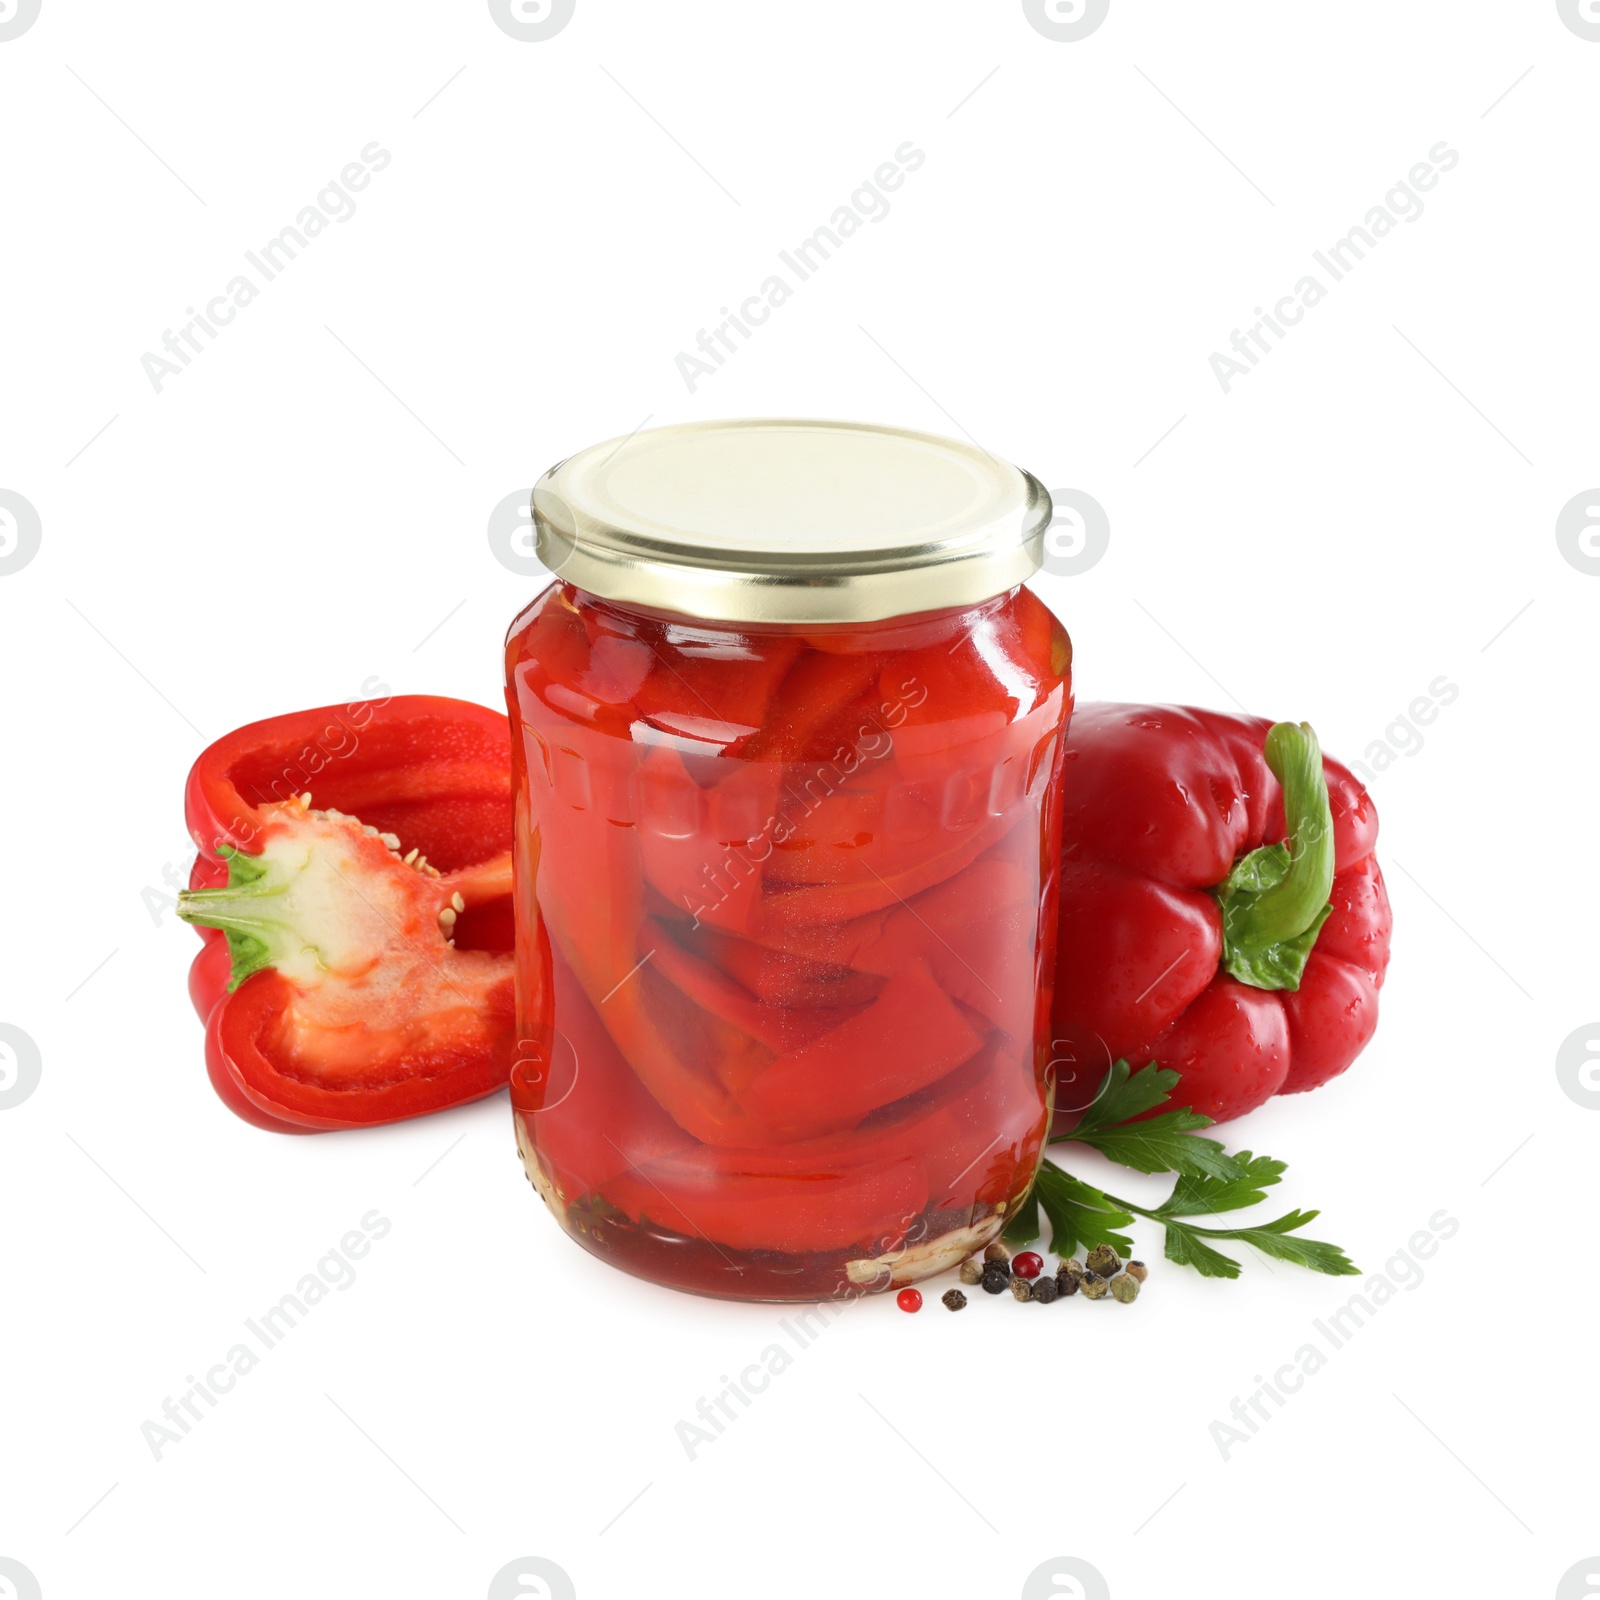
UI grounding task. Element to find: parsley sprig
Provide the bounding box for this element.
[1004,1062,1359,1280]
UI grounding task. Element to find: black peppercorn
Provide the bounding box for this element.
[980,1262,1010,1294]
[941,1288,968,1311]
[1031,1274,1060,1304]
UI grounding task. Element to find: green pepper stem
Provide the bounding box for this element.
[1214,721,1336,993]
[177,847,292,991]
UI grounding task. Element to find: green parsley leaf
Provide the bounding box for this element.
[1069,1060,1181,1133]
[1067,1109,1241,1179]
[1026,1059,1356,1284]
[1159,1222,1243,1279]
[1157,1150,1287,1215]
[1056,1061,1244,1180]
[1002,1191,1042,1248]
[1142,1206,1359,1279]
[1035,1163,1134,1260]
[1216,1211,1360,1276]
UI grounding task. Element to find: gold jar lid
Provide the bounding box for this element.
[532,418,1051,624]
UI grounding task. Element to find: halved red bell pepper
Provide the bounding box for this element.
[1051,705,1391,1125]
[178,695,517,1131]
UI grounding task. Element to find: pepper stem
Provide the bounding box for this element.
[1214,721,1335,992]
[176,846,292,991]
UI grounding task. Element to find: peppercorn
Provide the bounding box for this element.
[1085,1244,1122,1278]
[959,1259,984,1286]
[1109,1272,1140,1304]
[981,1262,1010,1295]
[1010,1275,1033,1302]
[984,1242,1010,1262]
[1125,1260,1149,1283]
[1056,1258,1084,1293]
[942,1288,968,1312]
[897,1287,924,1313]
[1031,1274,1060,1304]
[1080,1272,1109,1300]
[1012,1251,1044,1279]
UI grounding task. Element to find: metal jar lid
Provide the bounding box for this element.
[532,418,1052,624]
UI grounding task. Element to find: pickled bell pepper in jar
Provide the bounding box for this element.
[504,419,1072,1300]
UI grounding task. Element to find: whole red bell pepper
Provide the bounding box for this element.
[1050,704,1391,1125]
[178,695,517,1131]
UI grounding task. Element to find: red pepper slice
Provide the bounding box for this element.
[687,925,887,1011]
[524,730,774,1141]
[514,947,699,1199]
[507,588,642,738]
[645,920,866,1054]
[910,1041,1047,1210]
[634,744,776,935]
[177,696,516,1131]
[741,650,884,764]
[739,958,986,1141]
[633,632,805,750]
[602,1150,928,1255]
[581,1040,1046,1255]
[851,849,1038,1033]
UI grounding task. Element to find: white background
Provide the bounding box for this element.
[2,3,1596,1597]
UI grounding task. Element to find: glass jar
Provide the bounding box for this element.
[504,419,1072,1300]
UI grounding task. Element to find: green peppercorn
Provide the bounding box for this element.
[1085,1244,1121,1278]
[984,1242,1010,1262]
[1031,1274,1060,1304]
[1010,1275,1033,1302]
[1109,1272,1140,1304]
[1125,1260,1148,1283]
[942,1288,968,1312]
[1080,1272,1109,1301]
[981,1263,1010,1295]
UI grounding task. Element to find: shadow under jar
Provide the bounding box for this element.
[505,419,1073,1301]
